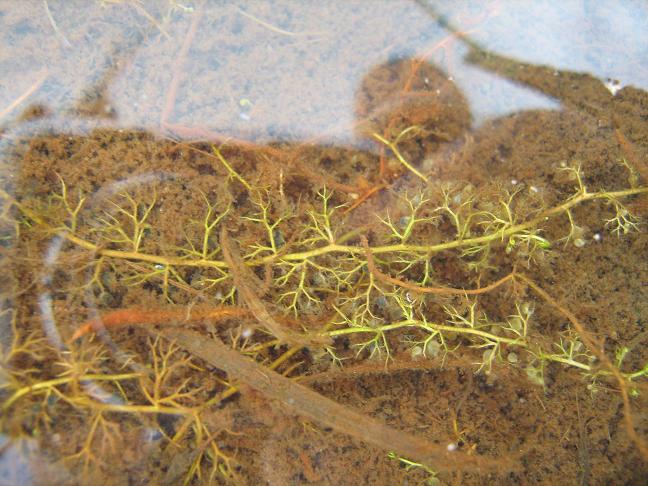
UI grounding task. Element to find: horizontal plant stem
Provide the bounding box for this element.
[626,365,648,381]
[41,185,648,272]
[539,354,591,371]
[326,319,526,347]
[3,373,141,412]
[65,234,227,269]
[82,401,192,416]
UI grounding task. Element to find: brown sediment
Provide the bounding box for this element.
[614,126,648,214]
[516,273,648,462]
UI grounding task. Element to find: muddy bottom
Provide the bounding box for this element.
[1,2,648,486]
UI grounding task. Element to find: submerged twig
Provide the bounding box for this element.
[220,227,330,347]
[71,306,248,340]
[164,328,517,474]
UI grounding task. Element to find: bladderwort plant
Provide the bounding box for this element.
[2,150,648,479]
[0,304,244,482]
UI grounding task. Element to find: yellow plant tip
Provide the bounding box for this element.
[212,145,252,191]
[372,132,428,182]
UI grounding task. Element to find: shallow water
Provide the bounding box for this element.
[3,1,647,140]
[1,1,647,485]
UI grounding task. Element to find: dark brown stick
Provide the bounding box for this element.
[220,227,330,346]
[164,328,517,474]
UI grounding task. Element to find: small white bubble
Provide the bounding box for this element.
[446,443,457,452]
[142,428,162,443]
[411,345,424,359]
[511,179,518,185]
[604,78,622,95]
[593,232,602,242]
[241,327,253,339]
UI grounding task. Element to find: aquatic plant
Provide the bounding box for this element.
[2,138,647,482]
